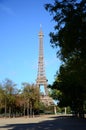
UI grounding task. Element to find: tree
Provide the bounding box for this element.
[0,85,4,114]
[45,0,86,117]
[48,84,62,102]
[22,83,40,117]
[2,78,17,117]
[45,0,86,60]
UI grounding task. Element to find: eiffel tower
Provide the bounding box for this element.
[36,27,48,95]
[36,27,54,106]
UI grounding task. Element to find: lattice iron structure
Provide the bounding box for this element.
[36,28,48,95]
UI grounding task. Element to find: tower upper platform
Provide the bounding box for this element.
[38,26,44,37]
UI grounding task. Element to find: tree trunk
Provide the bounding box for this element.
[27,102,29,117]
[24,103,25,117]
[9,106,11,118]
[79,104,84,118]
[5,98,7,118]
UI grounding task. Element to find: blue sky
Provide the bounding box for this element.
[0,0,61,89]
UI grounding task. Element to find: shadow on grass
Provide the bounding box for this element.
[0,116,86,130]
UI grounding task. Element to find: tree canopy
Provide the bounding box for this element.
[45,0,86,61]
[45,0,86,117]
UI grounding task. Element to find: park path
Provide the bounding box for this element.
[0,115,86,130]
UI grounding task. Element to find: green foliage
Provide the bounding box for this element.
[0,79,19,117]
[0,85,4,108]
[0,80,41,117]
[21,83,40,116]
[45,0,86,60]
[48,84,62,101]
[45,0,86,117]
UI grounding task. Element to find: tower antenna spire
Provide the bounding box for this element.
[40,24,42,28]
[40,24,42,32]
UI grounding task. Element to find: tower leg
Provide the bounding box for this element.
[44,84,48,96]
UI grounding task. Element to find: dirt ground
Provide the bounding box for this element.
[0,115,86,130]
